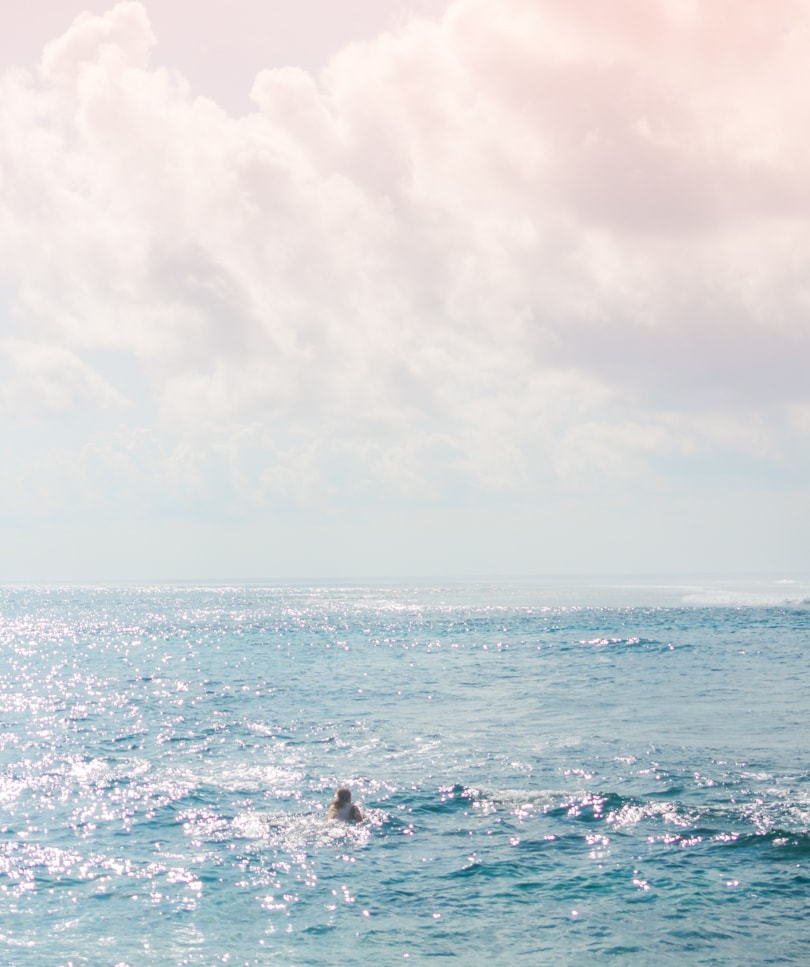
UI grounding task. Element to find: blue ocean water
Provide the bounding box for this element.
[0,577,808,965]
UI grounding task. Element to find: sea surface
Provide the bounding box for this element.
[0,577,809,965]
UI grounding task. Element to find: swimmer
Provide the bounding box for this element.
[328,787,363,823]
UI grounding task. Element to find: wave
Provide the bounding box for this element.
[575,636,680,652]
[402,783,810,852]
[679,576,810,607]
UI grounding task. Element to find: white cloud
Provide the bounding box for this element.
[40,2,155,85]
[1,0,809,574]
[0,338,128,417]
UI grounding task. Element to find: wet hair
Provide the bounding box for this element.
[335,787,352,804]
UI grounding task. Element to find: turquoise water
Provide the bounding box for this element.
[0,578,808,965]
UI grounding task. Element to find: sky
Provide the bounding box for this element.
[1,0,809,582]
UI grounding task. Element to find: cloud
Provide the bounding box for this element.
[0,338,128,417]
[1,0,809,529]
[40,1,155,85]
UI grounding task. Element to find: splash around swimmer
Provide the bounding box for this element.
[328,787,363,823]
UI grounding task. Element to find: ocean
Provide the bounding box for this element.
[0,577,808,965]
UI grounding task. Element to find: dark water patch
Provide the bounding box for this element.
[718,829,810,857]
[409,784,480,814]
[601,945,646,958]
[446,858,526,881]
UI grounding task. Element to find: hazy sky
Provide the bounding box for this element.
[2,0,809,581]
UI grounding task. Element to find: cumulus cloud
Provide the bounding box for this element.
[1,0,809,529]
[0,338,127,417]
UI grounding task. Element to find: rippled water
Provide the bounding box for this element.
[1,579,809,965]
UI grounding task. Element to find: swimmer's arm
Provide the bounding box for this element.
[350,804,363,822]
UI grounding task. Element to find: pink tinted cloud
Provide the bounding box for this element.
[0,0,809,510]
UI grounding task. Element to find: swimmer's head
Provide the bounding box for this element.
[336,787,352,803]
